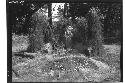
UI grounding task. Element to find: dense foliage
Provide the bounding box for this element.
[8,1,122,56]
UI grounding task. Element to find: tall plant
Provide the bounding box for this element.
[85,7,104,56]
[27,8,49,52]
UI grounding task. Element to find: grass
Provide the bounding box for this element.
[92,44,121,81]
[12,34,121,82]
[12,34,29,52]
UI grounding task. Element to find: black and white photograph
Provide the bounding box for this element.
[7,0,122,82]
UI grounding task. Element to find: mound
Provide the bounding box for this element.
[12,53,116,82]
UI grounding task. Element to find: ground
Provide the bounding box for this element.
[12,35,121,82]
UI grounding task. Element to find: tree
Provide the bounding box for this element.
[8,1,45,34]
[104,3,122,39]
[69,3,90,20]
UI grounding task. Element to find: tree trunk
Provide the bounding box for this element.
[47,3,53,43]
[48,3,52,27]
[63,3,68,18]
